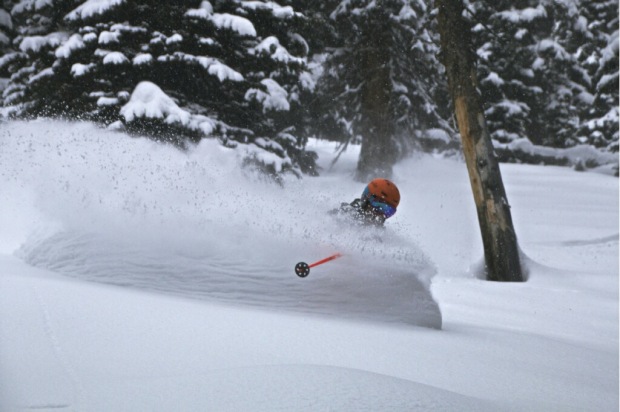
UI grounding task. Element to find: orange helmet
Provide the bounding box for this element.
[361,178,400,218]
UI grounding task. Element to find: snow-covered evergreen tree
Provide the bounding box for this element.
[469,0,618,152]
[312,0,454,181]
[527,0,592,147]
[1,0,80,115]
[576,0,618,152]
[0,1,16,90]
[468,0,534,145]
[3,0,317,177]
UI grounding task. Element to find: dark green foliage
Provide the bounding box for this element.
[3,0,317,177]
[469,0,618,152]
[576,0,619,152]
[1,0,618,176]
[0,1,17,82]
[308,0,455,180]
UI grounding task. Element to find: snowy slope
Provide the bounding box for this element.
[1,120,618,411]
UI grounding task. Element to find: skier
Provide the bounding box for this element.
[330,178,400,227]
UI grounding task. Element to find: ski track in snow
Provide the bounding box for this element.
[31,282,84,410]
[1,121,441,328]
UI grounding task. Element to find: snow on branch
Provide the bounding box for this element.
[55,34,85,59]
[103,51,128,65]
[245,78,290,112]
[19,32,68,53]
[120,81,218,136]
[132,53,153,66]
[238,140,292,174]
[66,0,126,21]
[121,81,190,124]
[157,52,244,82]
[28,67,53,84]
[195,56,243,82]
[12,0,53,14]
[0,9,12,30]
[250,36,303,64]
[98,30,120,45]
[537,39,571,61]
[495,5,546,23]
[598,31,619,74]
[186,2,257,37]
[239,1,297,19]
[585,106,619,131]
[71,63,95,77]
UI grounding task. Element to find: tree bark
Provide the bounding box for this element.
[356,9,396,182]
[435,0,524,282]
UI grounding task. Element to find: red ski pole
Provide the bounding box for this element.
[295,253,343,278]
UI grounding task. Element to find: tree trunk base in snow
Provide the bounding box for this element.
[436,0,524,282]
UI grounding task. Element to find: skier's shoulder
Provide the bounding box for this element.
[329,198,385,228]
[349,198,363,209]
[328,198,359,214]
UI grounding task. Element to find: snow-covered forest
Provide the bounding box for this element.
[0,1,619,411]
[0,0,618,178]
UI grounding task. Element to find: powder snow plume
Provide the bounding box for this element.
[0,120,440,327]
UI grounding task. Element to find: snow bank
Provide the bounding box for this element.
[0,256,485,412]
[495,138,619,174]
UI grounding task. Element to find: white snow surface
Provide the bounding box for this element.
[0,120,618,411]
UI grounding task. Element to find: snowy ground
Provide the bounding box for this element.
[1,120,618,411]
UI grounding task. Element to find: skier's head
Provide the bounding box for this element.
[361,178,400,219]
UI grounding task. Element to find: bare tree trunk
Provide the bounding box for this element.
[356,11,396,182]
[435,0,524,282]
